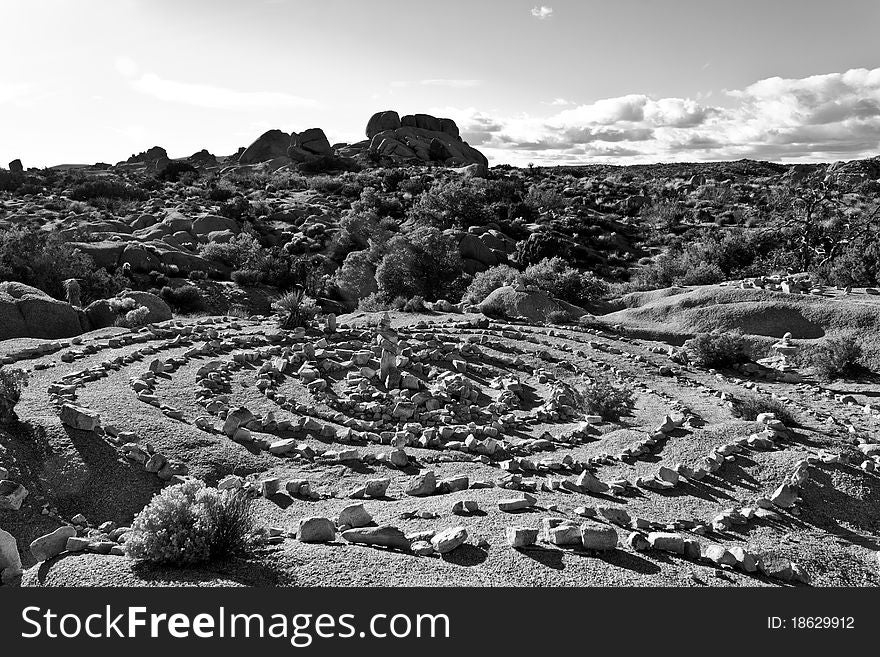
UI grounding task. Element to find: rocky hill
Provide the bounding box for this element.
[1,140,879,587]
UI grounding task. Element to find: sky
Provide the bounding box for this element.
[1,0,879,167]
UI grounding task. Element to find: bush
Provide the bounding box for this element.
[274,289,319,329]
[298,155,361,174]
[125,481,255,565]
[200,233,264,270]
[115,305,151,329]
[357,292,390,312]
[736,394,797,425]
[218,196,250,220]
[407,178,493,229]
[70,179,147,202]
[231,269,264,286]
[159,285,204,313]
[686,331,749,368]
[156,161,198,183]
[402,295,426,313]
[582,379,632,421]
[810,333,863,380]
[0,367,27,425]
[546,309,574,325]
[521,257,609,306]
[462,264,521,305]
[0,227,125,302]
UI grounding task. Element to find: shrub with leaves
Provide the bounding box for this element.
[125,481,256,565]
[159,285,204,313]
[810,333,863,380]
[462,264,522,305]
[0,367,28,425]
[115,305,151,329]
[582,379,633,421]
[521,257,609,306]
[736,394,796,425]
[274,289,319,329]
[231,269,264,286]
[686,330,749,368]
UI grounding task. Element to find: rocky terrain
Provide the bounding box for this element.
[1,113,879,588]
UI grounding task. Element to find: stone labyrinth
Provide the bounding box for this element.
[3,311,880,586]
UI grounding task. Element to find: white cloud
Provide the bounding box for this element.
[446,66,880,164]
[116,58,318,110]
[115,56,139,78]
[420,79,483,88]
[0,82,32,105]
[391,79,483,89]
[531,6,553,20]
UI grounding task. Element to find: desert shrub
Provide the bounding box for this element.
[521,257,609,306]
[546,309,574,325]
[188,269,208,281]
[814,238,880,287]
[462,264,522,305]
[298,155,361,174]
[125,481,255,565]
[206,184,235,203]
[200,233,264,270]
[402,295,426,313]
[0,169,25,192]
[398,177,429,197]
[737,394,797,425]
[335,250,379,305]
[107,296,137,314]
[70,179,147,202]
[231,269,264,286]
[686,331,749,368]
[582,379,633,421]
[407,178,493,229]
[0,227,124,302]
[274,289,319,329]
[810,333,863,380]
[218,196,250,220]
[307,175,345,195]
[631,229,797,290]
[356,292,390,312]
[156,161,198,183]
[159,285,204,313]
[523,184,567,212]
[350,186,404,219]
[0,367,27,425]
[115,305,151,329]
[371,229,464,303]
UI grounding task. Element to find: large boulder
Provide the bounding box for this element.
[479,285,586,323]
[238,129,291,165]
[126,146,167,165]
[366,114,487,167]
[366,110,402,139]
[85,291,172,330]
[292,128,332,156]
[192,215,240,236]
[0,527,22,583]
[459,233,498,268]
[0,282,88,340]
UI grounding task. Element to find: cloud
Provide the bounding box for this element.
[420,79,483,88]
[116,57,317,110]
[444,66,880,164]
[391,79,483,89]
[0,82,32,105]
[531,6,553,19]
